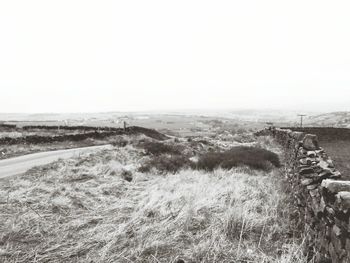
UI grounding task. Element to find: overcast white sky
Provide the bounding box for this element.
[0,0,350,113]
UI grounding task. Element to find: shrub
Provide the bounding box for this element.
[196,146,280,172]
[121,169,133,182]
[111,138,129,147]
[139,141,182,156]
[138,155,193,174]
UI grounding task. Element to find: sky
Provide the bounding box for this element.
[0,0,350,113]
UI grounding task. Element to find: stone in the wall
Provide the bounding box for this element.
[299,167,315,175]
[318,169,337,180]
[307,151,317,158]
[327,159,335,168]
[319,159,331,170]
[302,178,315,185]
[303,134,319,150]
[322,180,350,194]
[335,192,350,213]
[290,131,305,140]
[330,171,341,179]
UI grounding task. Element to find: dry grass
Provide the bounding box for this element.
[0,142,308,263]
[254,136,284,156]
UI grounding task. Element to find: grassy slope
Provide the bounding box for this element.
[0,138,306,263]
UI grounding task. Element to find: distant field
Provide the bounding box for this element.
[0,114,265,160]
[2,113,265,137]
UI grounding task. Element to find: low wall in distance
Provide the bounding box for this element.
[0,126,169,145]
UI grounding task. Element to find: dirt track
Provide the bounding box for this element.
[0,144,112,179]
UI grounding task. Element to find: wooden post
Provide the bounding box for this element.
[298,114,306,128]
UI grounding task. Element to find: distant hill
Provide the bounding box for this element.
[305,112,350,128]
[2,110,349,128]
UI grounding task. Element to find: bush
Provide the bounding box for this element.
[138,155,193,174]
[196,146,280,172]
[111,137,129,147]
[121,169,133,182]
[139,141,182,156]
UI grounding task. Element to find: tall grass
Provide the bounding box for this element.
[0,145,307,263]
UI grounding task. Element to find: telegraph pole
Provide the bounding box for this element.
[298,114,306,128]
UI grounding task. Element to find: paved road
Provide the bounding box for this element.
[0,145,112,179]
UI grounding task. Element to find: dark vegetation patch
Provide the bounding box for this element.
[196,146,280,172]
[138,155,193,174]
[111,137,129,147]
[0,124,16,131]
[138,141,183,155]
[20,125,168,140]
[126,126,169,141]
[0,125,168,146]
[121,170,133,182]
[138,143,280,174]
[190,139,212,146]
[0,131,116,145]
[22,125,113,131]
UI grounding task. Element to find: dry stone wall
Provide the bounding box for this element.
[258,127,350,263]
[0,131,117,145]
[0,126,169,145]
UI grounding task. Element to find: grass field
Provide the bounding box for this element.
[0,135,307,263]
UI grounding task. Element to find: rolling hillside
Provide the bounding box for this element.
[305,111,350,127]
